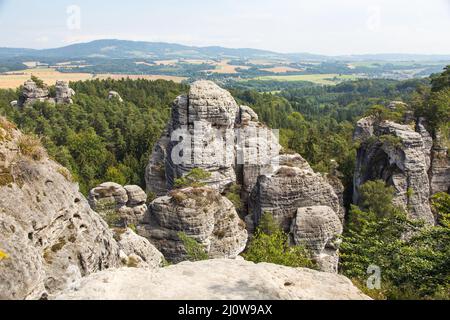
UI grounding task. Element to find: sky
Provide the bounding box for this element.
[0,0,449,55]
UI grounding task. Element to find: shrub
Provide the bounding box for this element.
[57,167,73,182]
[177,232,209,262]
[174,168,211,188]
[244,212,315,268]
[17,134,45,161]
[225,184,243,210]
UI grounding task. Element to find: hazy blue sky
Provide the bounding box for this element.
[0,0,449,54]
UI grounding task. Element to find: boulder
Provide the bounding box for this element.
[0,119,163,299]
[56,259,370,300]
[55,80,75,104]
[291,206,343,273]
[138,187,248,262]
[108,91,123,102]
[88,183,147,226]
[18,79,50,107]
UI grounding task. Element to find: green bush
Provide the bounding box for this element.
[225,184,243,210]
[174,168,211,188]
[341,180,450,300]
[177,232,209,261]
[243,212,315,268]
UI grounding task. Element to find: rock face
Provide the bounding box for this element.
[55,81,75,104]
[18,79,50,107]
[353,114,440,224]
[0,119,163,300]
[144,81,344,272]
[291,206,343,273]
[138,187,248,262]
[17,79,75,107]
[429,131,450,195]
[56,259,370,300]
[108,91,123,102]
[88,183,147,227]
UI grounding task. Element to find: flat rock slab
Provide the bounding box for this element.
[56,259,370,300]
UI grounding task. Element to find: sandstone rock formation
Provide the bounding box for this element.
[144,81,344,272]
[138,187,248,262]
[88,182,147,227]
[18,79,50,107]
[429,131,450,195]
[291,206,343,273]
[353,111,444,224]
[56,259,370,300]
[55,80,75,104]
[108,91,123,102]
[0,119,163,300]
[17,79,75,107]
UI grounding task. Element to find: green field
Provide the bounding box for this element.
[249,73,359,85]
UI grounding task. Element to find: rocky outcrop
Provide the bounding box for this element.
[56,259,370,300]
[353,114,436,224]
[116,228,164,269]
[108,91,123,102]
[144,81,344,272]
[55,80,75,104]
[0,118,162,300]
[17,79,75,107]
[291,206,343,273]
[88,182,147,227]
[18,79,50,107]
[429,131,450,194]
[138,187,247,262]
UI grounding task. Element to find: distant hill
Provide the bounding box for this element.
[0,39,283,61]
[2,39,448,62]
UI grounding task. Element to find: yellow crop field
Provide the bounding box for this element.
[0,68,186,89]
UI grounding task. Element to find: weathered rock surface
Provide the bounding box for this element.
[291,206,343,273]
[0,119,162,300]
[353,115,436,224]
[88,182,147,226]
[145,81,344,272]
[18,79,50,107]
[108,91,123,102]
[17,79,75,107]
[56,259,370,300]
[138,187,247,262]
[429,131,450,195]
[146,80,269,195]
[116,228,164,269]
[55,80,75,104]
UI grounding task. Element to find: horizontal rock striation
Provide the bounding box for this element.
[0,119,163,300]
[138,187,247,262]
[353,113,440,224]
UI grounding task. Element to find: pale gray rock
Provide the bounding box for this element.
[10,100,18,107]
[429,130,450,194]
[108,91,123,102]
[0,122,120,299]
[116,228,164,269]
[138,187,247,262]
[239,105,259,124]
[249,164,342,231]
[291,206,343,273]
[353,117,435,224]
[0,119,163,300]
[55,80,75,104]
[146,80,240,194]
[18,79,50,107]
[56,259,370,300]
[88,183,147,226]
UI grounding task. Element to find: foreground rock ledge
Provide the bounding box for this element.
[56,259,370,300]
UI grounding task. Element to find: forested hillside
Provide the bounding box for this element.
[0,79,188,194]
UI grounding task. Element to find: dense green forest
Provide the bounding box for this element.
[0,79,188,194]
